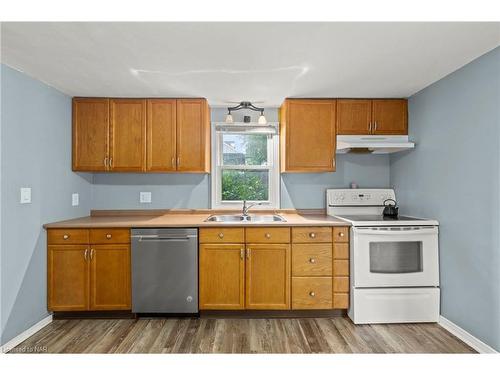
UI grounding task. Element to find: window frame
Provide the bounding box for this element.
[211,122,280,210]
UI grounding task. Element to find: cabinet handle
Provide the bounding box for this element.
[171,157,175,168]
[309,258,316,264]
[240,248,244,260]
[339,232,345,237]
[309,232,316,239]
[106,234,112,239]
[309,291,315,297]
[90,248,94,260]
[109,157,113,168]
[374,122,377,132]
[368,122,372,133]
[246,248,251,259]
[104,157,108,168]
[218,232,224,239]
[84,249,88,261]
[63,234,70,240]
[265,233,271,239]
[177,157,180,167]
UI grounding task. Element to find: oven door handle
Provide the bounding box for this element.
[353,226,438,235]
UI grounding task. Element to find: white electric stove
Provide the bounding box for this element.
[327,188,440,324]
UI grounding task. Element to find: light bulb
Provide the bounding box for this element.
[225,113,233,123]
[258,114,267,125]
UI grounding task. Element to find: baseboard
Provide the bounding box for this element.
[0,315,53,354]
[439,316,497,354]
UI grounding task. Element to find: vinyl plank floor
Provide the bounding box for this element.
[8,317,476,354]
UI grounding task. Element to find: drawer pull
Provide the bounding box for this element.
[106,234,112,239]
[309,232,316,239]
[339,232,345,237]
[63,234,70,240]
[218,233,224,239]
[265,233,271,239]
[240,248,244,260]
[84,248,88,261]
[309,258,316,264]
[309,291,316,297]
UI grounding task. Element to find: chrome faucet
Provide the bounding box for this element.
[242,200,263,217]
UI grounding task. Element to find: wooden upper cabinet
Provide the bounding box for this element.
[89,244,131,310]
[109,99,146,172]
[245,244,290,310]
[176,99,210,172]
[146,99,177,172]
[336,99,372,135]
[280,99,336,173]
[372,99,408,135]
[73,98,109,171]
[336,99,408,135]
[199,244,245,310]
[48,245,89,311]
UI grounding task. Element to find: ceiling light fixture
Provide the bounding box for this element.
[226,101,267,125]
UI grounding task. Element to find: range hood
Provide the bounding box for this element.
[336,135,415,154]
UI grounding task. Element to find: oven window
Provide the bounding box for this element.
[369,242,423,273]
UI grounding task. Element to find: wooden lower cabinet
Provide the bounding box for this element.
[199,244,245,310]
[245,244,290,310]
[90,244,131,310]
[292,277,332,309]
[47,229,131,312]
[48,245,89,311]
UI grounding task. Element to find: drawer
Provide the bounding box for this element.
[292,227,332,243]
[90,228,130,244]
[333,293,349,309]
[47,229,89,244]
[245,227,290,243]
[333,243,349,259]
[292,277,332,310]
[292,244,332,276]
[333,259,349,276]
[199,228,245,243]
[333,276,349,292]
[333,227,349,243]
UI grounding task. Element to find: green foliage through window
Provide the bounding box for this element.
[221,170,269,201]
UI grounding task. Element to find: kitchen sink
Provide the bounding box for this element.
[204,214,286,223]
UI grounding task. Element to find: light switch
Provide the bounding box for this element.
[140,192,152,203]
[72,193,79,206]
[20,187,32,204]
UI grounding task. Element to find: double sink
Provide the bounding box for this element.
[205,214,286,223]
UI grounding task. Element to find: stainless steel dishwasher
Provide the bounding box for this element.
[131,228,198,313]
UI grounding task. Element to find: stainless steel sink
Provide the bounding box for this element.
[204,214,286,223]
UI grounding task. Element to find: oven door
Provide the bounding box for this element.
[352,226,439,288]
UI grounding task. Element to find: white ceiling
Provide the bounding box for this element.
[1,22,499,106]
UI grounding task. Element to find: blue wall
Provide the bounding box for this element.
[390,47,500,351]
[0,65,92,345]
[91,107,391,209]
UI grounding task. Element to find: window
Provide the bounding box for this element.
[212,123,280,209]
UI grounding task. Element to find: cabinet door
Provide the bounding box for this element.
[372,99,408,135]
[146,99,177,171]
[109,99,146,171]
[199,244,245,310]
[336,99,372,135]
[72,98,109,171]
[245,244,290,309]
[176,99,210,172]
[48,245,89,311]
[281,99,336,172]
[89,244,131,310]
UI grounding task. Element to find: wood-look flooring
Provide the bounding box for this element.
[9,317,475,354]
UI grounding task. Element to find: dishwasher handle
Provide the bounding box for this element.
[132,234,197,242]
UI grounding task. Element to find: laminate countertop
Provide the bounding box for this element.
[43,210,350,229]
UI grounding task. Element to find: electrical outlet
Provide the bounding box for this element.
[72,193,79,206]
[20,187,32,204]
[140,192,152,203]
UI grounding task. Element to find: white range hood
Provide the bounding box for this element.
[336,135,415,154]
